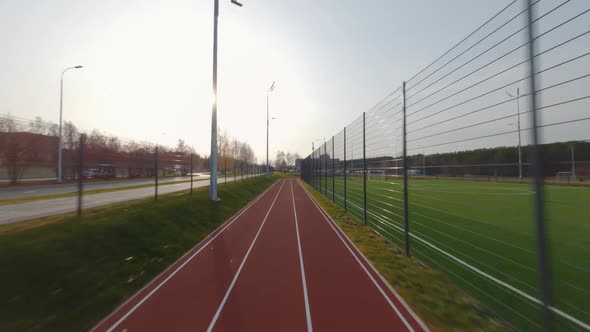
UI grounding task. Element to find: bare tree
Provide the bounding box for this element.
[275,150,287,171]
[217,129,231,171]
[230,138,241,172]
[0,115,18,132]
[63,121,79,150]
[285,152,294,168]
[28,116,46,135]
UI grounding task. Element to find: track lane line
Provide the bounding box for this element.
[297,180,431,332]
[290,179,314,332]
[295,180,415,332]
[96,180,281,332]
[206,179,286,332]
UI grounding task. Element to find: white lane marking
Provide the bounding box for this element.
[290,180,313,332]
[298,182,430,332]
[101,181,280,332]
[23,190,37,194]
[369,218,590,331]
[206,180,286,332]
[295,181,414,332]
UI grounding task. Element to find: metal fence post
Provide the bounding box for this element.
[155,145,159,201]
[319,147,322,193]
[344,127,347,212]
[316,147,322,193]
[225,158,227,183]
[315,149,317,190]
[363,112,367,225]
[313,149,315,189]
[190,153,194,195]
[77,134,85,217]
[324,142,327,196]
[402,81,410,257]
[316,149,318,190]
[526,1,552,329]
[319,148,322,193]
[332,135,335,202]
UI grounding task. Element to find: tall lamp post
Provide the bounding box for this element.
[209,0,243,201]
[506,88,522,182]
[58,65,83,182]
[266,81,276,176]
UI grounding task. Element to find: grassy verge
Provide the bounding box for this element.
[0,178,216,206]
[301,180,511,332]
[0,175,278,332]
[0,174,197,188]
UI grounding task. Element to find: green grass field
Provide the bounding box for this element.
[311,175,589,331]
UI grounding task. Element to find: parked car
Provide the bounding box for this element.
[82,169,98,178]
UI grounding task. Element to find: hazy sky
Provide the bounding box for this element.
[0,0,518,160]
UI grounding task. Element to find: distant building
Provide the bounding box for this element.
[0,132,58,183]
[0,132,58,166]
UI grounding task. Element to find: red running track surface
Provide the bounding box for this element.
[92,178,428,332]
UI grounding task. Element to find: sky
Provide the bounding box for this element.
[0,0,563,161]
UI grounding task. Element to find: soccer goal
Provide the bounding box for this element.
[556,171,575,182]
[368,169,386,181]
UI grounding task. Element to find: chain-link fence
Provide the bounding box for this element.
[302,0,590,330]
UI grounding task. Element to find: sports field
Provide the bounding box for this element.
[313,175,589,331]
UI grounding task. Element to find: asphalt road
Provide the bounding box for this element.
[0,175,209,200]
[0,174,259,225]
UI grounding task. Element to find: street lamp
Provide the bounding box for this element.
[506,88,523,182]
[209,0,243,201]
[58,65,83,182]
[266,81,276,177]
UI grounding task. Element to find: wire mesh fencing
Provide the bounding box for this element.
[301,0,590,330]
[0,116,265,222]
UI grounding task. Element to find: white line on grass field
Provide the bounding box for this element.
[333,187,590,329]
[296,181,415,332]
[368,208,590,331]
[206,180,286,332]
[100,181,280,332]
[290,180,313,332]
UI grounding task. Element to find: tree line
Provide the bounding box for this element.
[0,114,260,183]
[307,141,590,179]
[274,150,301,171]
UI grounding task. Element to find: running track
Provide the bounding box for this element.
[93,178,428,332]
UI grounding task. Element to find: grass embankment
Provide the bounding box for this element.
[0,178,206,206]
[301,180,510,332]
[0,173,199,188]
[0,175,278,332]
[0,174,262,206]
